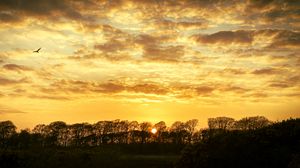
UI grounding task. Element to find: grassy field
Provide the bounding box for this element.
[0,144,183,168]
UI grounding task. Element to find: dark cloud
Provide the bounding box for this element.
[269,83,291,88]
[69,52,131,62]
[0,12,21,23]
[193,30,254,44]
[222,68,246,75]
[245,0,300,25]
[156,19,208,29]
[92,33,184,63]
[143,45,185,62]
[14,88,26,93]
[268,75,300,88]
[268,30,300,48]
[95,83,126,93]
[192,29,299,48]
[40,79,170,96]
[195,86,214,95]
[0,0,298,31]
[41,79,249,98]
[286,93,300,97]
[128,83,169,95]
[0,77,28,85]
[135,34,171,46]
[3,64,32,72]
[252,68,280,75]
[289,75,300,84]
[0,0,96,23]
[94,39,129,53]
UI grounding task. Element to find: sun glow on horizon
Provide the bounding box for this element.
[151,128,157,134]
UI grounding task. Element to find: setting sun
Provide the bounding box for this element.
[151,128,157,134]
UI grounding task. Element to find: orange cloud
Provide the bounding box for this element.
[0,77,28,85]
[252,68,281,75]
[3,64,32,72]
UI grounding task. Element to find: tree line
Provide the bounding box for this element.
[0,116,272,148]
[176,118,300,168]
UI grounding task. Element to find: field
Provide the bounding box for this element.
[0,144,183,168]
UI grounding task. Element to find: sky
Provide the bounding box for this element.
[0,0,299,129]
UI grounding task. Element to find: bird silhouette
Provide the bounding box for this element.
[33,48,41,53]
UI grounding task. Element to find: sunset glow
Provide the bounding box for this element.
[0,0,299,129]
[151,128,157,134]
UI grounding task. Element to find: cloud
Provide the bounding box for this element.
[0,105,25,114]
[128,83,169,95]
[94,39,129,53]
[195,86,215,95]
[155,19,208,30]
[95,82,126,93]
[269,83,290,88]
[192,30,254,45]
[286,93,300,97]
[28,95,70,100]
[222,68,247,75]
[87,33,184,63]
[3,64,32,72]
[192,29,299,48]
[0,0,297,31]
[40,79,170,96]
[0,12,21,23]
[143,45,185,62]
[0,0,96,23]
[267,30,300,48]
[268,75,300,88]
[250,92,269,98]
[221,86,249,93]
[289,75,300,83]
[252,68,281,75]
[244,0,300,26]
[0,0,298,106]
[0,77,28,85]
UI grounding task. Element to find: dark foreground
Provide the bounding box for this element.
[0,118,299,168]
[177,118,300,168]
[0,144,182,168]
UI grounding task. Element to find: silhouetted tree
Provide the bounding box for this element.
[47,121,67,146]
[185,119,198,143]
[140,122,152,143]
[154,121,167,143]
[170,121,187,144]
[128,121,139,143]
[208,117,235,130]
[0,121,16,147]
[176,118,300,168]
[234,116,271,130]
[93,121,106,145]
[16,129,31,149]
[32,124,48,147]
[69,123,93,146]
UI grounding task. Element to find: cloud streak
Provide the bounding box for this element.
[0,105,26,114]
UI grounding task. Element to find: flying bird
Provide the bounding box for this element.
[33,48,41,53]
